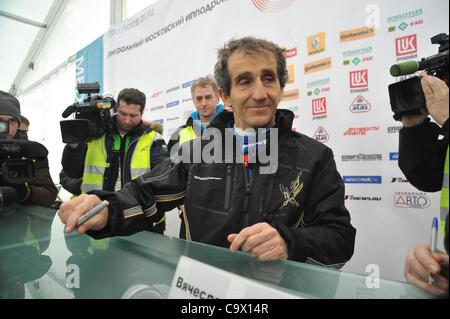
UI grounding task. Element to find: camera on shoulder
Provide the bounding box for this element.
[60,82,116,144]
[388,33,449,121]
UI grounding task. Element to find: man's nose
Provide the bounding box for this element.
[252,80,268,102]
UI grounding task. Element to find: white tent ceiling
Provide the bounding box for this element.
[0,0,56,93]
[0,0,159,95]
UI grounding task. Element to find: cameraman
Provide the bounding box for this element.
[399,74,449,295]
[61,88,169,233]
[0,91,57,208]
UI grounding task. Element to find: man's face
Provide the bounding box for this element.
[0,115,19,139]
[116,101,143,134]
[219,49,283,130]
[193,84,220,122]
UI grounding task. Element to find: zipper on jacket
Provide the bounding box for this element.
[122,136,140,186]
[243,164,254,226]
[224,165,232,210]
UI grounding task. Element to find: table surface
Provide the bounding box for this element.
[0,204,433,299]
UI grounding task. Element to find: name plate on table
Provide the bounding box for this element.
[168,256,300,299]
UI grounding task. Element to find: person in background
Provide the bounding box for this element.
[13,115,29,140]
[0,91,57,208]
[400,73,449,296]
[167,75,225,239]
[59,121,164,199]
[61,88,169,233]
[167,75,224,152]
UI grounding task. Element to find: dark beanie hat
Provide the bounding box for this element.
[0,90,21,124]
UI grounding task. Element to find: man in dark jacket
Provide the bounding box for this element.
[58,37,355,266]
[0,90,57,208]
[61,88,169,233]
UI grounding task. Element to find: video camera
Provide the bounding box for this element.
[388,33,449,121]
[0,136,49,212]
[60,82,116,144]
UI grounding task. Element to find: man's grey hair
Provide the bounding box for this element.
[214,36,289,95]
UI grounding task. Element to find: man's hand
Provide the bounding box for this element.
[58,194,109,235]
[404,243,449,295]
[421,74,449,126]
[227,222,288,261]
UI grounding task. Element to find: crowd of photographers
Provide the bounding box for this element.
[0,35,448,297]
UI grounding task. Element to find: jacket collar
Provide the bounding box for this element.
[187,104,225,131]
[210,108,294,134]
[111,115,149,138]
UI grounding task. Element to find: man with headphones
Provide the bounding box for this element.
[61,88,169,233]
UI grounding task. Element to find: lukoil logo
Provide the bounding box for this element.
[251,0,295,12]
[396,34,417,56]
[312,97,327,120]
[350,70,368,88]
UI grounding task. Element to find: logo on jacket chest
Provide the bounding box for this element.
[279,172,304,208]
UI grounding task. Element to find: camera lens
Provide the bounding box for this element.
[8,170,19,179]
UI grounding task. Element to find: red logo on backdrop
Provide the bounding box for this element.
[251,0,295,12]
[284,48,297,58]
[313,126,329,143]
[396,34,417,56]
[152,90,163,98]
[350,70,368,88]
[312,97,327,116]
[350,95,371,113]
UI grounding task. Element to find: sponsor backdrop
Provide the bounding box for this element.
[77,0,449,284]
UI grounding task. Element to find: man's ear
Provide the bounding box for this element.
[218,88,230,106]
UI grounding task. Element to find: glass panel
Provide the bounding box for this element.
[0,205,434,299]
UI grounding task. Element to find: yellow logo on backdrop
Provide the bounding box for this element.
[307,32,326,56]
[304,57,332,74]
[287,65,295,84]
[281,89,300,102]
[339,25,375,43]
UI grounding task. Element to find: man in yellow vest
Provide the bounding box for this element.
[400,73,449,296]
[61,88,169,233]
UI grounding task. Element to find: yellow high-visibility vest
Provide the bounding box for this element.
[178,126,197,145]
[81,131,156,193]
